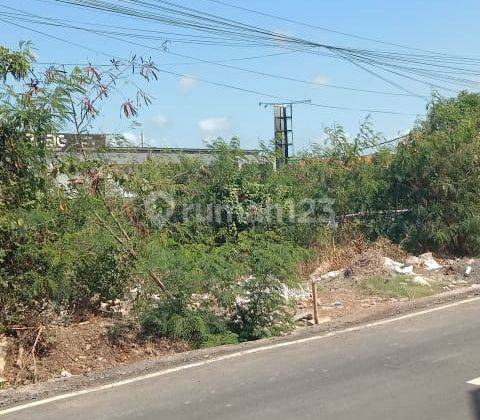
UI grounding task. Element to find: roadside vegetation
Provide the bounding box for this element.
[363,275,441,300]
[1,43,480,376]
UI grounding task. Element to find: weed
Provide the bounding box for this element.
[363,275,438,299]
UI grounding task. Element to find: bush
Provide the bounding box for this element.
[231,275,294,340]
[229,233,307,340]
[388,92,480,254]
[141,303,238,348]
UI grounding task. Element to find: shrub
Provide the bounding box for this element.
[229,233,307,340]
[141,303,238,348]
[388,92,480,254]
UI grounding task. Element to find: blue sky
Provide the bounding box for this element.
[2,0,480,150]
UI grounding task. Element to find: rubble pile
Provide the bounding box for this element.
[295,249,480,328]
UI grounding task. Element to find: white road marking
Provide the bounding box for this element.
[467,377,480,386]
[1,296,480,416]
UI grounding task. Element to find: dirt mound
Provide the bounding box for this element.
[311,237,407,285]
[3,316,190,387]
[302,238,479,328]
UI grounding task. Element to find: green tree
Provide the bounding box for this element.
[389,92,480,254]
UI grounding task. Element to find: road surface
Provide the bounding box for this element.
[3,298,480,420]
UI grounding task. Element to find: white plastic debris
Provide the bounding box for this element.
[465,266,473,276]
[61,370,72,378]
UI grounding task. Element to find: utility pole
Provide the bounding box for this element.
[260,100,310,169]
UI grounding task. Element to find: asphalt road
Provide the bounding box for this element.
[3,298,480,420]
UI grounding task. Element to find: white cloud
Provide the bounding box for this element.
[179,75,198,94]
[312,74,329,86]
[198,117,231,140]
[152,114,169,128]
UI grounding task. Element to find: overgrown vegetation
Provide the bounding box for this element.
[364,275,439,299]
[1,44,480,350]
[387,92,480,254]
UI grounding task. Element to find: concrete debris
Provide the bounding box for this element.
[383,257,404,271]
[412,276,431,287]
[300,249,478,332]
[384,257,417,276]
[405,256,423,267]
[311,269,344,283]
[419,252,442,270]
[323,270,344,280]
[282,285,311,302]
[384,254,444,275]
[396,265,414,275]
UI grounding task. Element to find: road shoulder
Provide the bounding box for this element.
[1,284,479,410]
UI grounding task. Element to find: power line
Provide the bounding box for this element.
[199,0,476,58]
[0,17,118,60]
[15,8,423,98]
[358,135,407,152]
[158,49,427,98]
[42,0,477,63]
[34,49,307,67]
[1,16,422,116]
[81,29,426,114]
[40,0,480,93]
[7,6,477,92]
